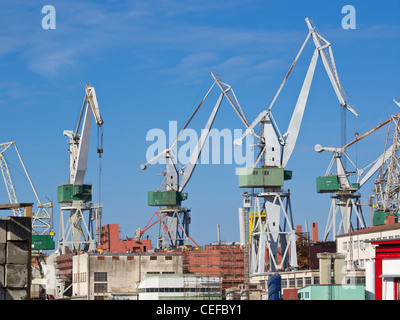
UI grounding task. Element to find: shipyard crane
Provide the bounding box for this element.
[0,141,53,239]
[315,111,398,240]
[141,72,249,249]
[58,84,104,254]
[235,18,358,274]
[372,100,400,226]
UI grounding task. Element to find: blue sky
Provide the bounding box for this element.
[0,0,399,247]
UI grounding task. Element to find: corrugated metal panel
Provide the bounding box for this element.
[148,191,187,206]
[316,175,340,193]
[238,167,284,188]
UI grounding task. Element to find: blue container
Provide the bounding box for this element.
[268,275,282,300]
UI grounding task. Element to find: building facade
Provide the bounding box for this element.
[72,252,183,300]
[137,274,222,300]
[336,223,400,270]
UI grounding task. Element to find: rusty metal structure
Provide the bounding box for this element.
[183,244,245,294]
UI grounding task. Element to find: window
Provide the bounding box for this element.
[94,272,107,282]
[296,278,303,288]
[79,272,86,282]
[74,273,87,282]
[305,277,312,285]
[313,277,319,285]
[165,256,172,261]
[94,283,107,293]
[150,256,158,261]
[289,279,295,288]
[281,279,287,288]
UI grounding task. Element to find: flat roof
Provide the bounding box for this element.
[0,203,33,210]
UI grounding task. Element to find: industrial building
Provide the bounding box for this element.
[0,214,32,300]
[137,274,222,300]
[72,252,183,300]
[336,221,400,270]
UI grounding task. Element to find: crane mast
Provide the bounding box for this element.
[372,103,400,226]
[58,84,104,254]
[315,114,396,240]
[237,18,358,274]
[0,141,53,237]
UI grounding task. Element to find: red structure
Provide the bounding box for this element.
[373,239,400,300]
[312,222,319,242]
[183,244,245,290]
[98,224,151,253]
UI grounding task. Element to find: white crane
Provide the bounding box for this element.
[315,112,398,240]
[0,141,53,236]
[58,84,104,254]
[236,18,358,274]
[141,72,249,249]
[372,100,400,225]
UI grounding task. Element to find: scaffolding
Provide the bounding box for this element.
[296,231,311,270]
[183,244,245,297]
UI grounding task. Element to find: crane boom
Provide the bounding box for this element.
[142,73,247,192]
[343,113,400,150]
[179,93,224,192]
[234,18,358,168]
[305,18,358,118]
[281,48,318,167]
[359,145,393,187]
[65,84,103,186]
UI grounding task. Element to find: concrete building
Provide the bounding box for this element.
[336,223,400,271]
[137,274,222,300]
[252,269,320,296]
[251,252,349,299]
[72,252,183,300]
[317,252,346,285]
[0,214,32,300]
